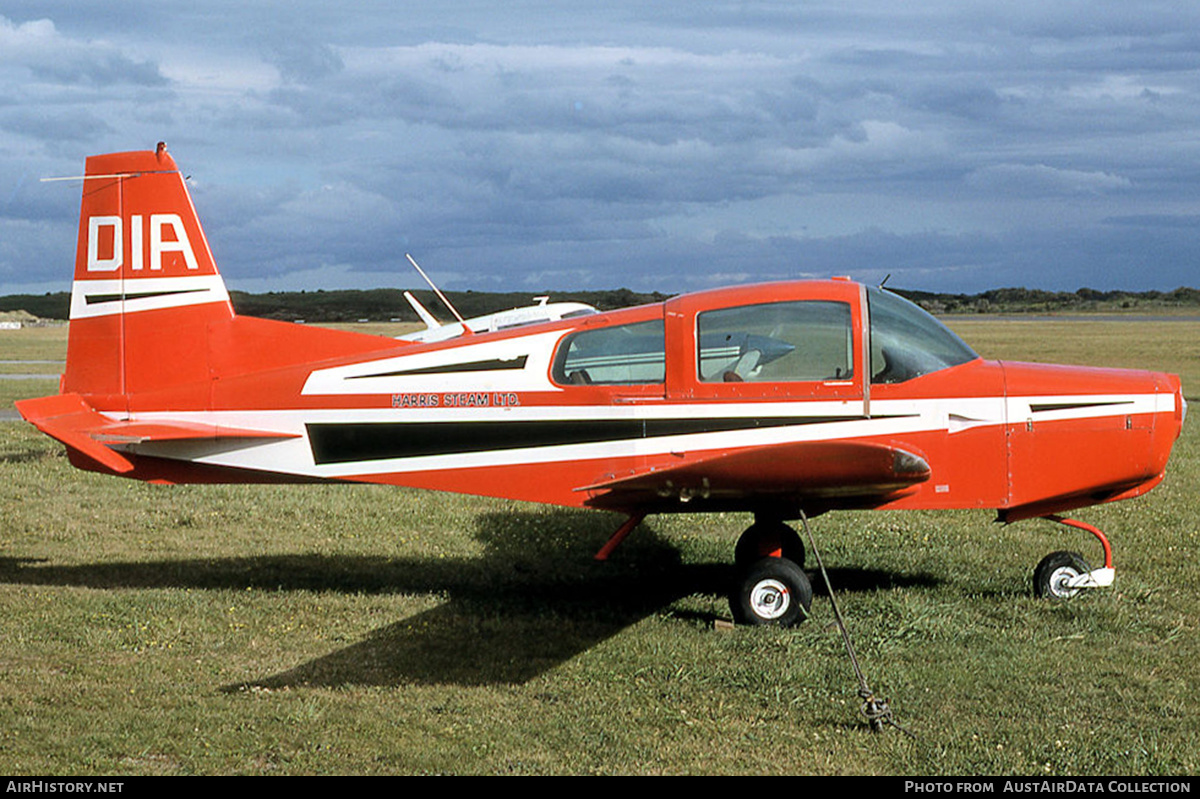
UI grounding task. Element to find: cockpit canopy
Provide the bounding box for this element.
[550,281,979,388]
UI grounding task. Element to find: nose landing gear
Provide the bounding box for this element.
[1033,516,1115,599]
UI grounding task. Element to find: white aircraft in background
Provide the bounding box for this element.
[399,291,597,343]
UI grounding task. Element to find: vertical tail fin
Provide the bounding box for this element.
[64,144,234,401]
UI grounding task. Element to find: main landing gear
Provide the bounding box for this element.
[1032,516,1115,600]
[593,512,815,627]
[730,517,813,627]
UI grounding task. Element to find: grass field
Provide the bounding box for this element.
[0,319,1196,775]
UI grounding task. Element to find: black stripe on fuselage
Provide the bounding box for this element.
[1029,400,1133,413]
[347,356,529,379]
[306,415,911,465]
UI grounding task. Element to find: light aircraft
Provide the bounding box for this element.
[17,145,1186,627]
[398,290,598,343]
[396,250,598,343]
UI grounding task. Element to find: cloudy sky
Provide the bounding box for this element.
[2,2,1199,296]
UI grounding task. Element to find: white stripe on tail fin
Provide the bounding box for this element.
[63,144,235,398]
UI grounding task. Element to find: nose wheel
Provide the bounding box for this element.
[1033,551,1092,599]
[1033,516,1115,599]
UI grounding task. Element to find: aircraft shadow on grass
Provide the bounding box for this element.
[0,508,937,688]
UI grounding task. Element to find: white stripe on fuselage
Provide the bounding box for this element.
[301,330,566,395]
[115,392,1173,479]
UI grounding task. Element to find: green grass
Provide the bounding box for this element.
[1,379,59,410]
[1,325,66,410]
[946,317,1200,395]
[0,321,1196,775]
[0,324,69,361]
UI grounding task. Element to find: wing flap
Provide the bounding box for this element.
[578,439,931,507]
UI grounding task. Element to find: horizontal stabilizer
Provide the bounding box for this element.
[15,394,298,474]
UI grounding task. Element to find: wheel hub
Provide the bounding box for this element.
[1048,566,1082,599]
[750,578,792,620]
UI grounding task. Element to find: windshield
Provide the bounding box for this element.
[868,287,978,384]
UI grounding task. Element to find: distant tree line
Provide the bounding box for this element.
[894,286,1200,314]
[227,287,674,323]
[0,293,69,320]
[2,285,1199,322]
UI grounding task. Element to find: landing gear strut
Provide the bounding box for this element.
[733,517,805,568]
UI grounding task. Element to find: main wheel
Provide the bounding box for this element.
[1033,551,1091,599]
[730,557,813,627]
[734,520,805,568]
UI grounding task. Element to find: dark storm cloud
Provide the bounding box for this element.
[0,17,166,87]
[2,3,1199,294]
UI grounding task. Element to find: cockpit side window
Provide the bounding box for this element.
[696,301,853,383]
[868,287,979,384]
[552,319,666,385]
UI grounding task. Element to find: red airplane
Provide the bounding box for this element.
[17,145,1187,627]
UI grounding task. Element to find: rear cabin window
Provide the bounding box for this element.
[553,319,666,385]
[697,301,854,383]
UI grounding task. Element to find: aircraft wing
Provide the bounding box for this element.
[577,439,931,511]
[15,394,298,474]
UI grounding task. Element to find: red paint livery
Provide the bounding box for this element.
[18,147,1185,624]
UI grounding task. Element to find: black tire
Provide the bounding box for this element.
[734,520,805,568]
[1033,551,1091,599]
[730,557,813,627]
